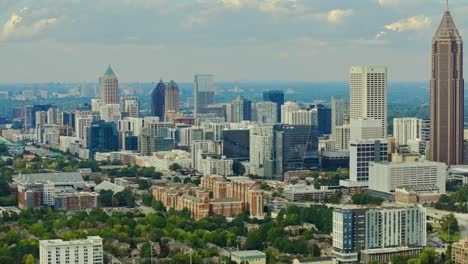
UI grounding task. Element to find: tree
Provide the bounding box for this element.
[169,163,182,172]
[138,179,151,190]
[23,254,34,264]
[173,177,182,183]
[418,248,438,264]
[99,190,114,206]
[352,193,383,205]
[142,193,153,206]
[440,214,459,241]
[232,160,246,176]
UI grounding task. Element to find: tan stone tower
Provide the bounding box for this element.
[430,1,464,165]
[100,65,119,105]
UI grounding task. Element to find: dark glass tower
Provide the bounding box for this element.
[151,80,166,120]
[263,90,284,123]
[88,120,119,159]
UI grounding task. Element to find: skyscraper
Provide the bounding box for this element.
[88,120,119,159]
[263,90,284,123]
[194,74,215,115]
[430,2,464,165]
[151,80,166,120]
[231,96,252,122]
[165,80,180,113]
[100,65,119,105]
[331,97,350,139]
[350,66,387,138]
[120,97,139,118]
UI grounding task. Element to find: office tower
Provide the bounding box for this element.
[88,121,119,159]
[335,124,350,150]
[349,139,388,183]
[151,80,166,120]
[91,99,102,112]
[274,124,319,178]
[263,90,284,123]
[121,96,139,118]
[393,118,423,146]
[350,66,387,138]
[331,97,350,139]
[333,207,426,263]
[47,108,59,125]
[281,101,300,124]
[255,101,277,124]
[369,161,446,195]
[350,118,382,140]
[165,80,180,113]
[39,236,103,264]
[250,125,275,177]
[191,140,223,172]
[35,111,48,128]
[194,74,215,115]
[430,3,464,165]
[138,134,174,155]
[60,111,76,129]
[311,103,332,135]
[290,109,314,125]
[99,104,121,123]
[222,129,250,160]
[231,96,252,122]
[99,65,119,105]
[28,104,52,129]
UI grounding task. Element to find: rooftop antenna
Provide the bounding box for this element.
[446,0,449,11]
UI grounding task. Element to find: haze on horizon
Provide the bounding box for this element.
[0,0,466,83]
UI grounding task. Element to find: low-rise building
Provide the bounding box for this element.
[54,192,99,211]
[39,236,103,264]
[284,185,336,202]
[230,250,266,264]
[360,247,422,264]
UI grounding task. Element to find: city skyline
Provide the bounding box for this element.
[0,0,467,83]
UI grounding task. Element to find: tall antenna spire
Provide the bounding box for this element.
[446,0,449,11]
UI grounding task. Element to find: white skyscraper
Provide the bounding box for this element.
[250,125,274,176]
[350,118,383,141]
[121,96,139,118]
[393,118,423,146]
[194,74,215,115]
[99,104,121,123]
[281,101,300,124]
[350,66,387,138]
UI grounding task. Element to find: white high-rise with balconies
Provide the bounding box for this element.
[350,66,387,138]
[393,118,423,146]
[281,101,300,124]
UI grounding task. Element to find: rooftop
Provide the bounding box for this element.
[230,250,266,259]
[13,172,84,185]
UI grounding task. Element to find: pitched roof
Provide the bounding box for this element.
[104,65,116,76]
[95,180,125,193]
[434,11,462,41]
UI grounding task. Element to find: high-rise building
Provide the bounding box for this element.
[393,118,423,146]
[274,124,319,178]
[281,101,300,124]
[99,104,121,123]
[47,108,59,125]
[349,139,388,183]
[263,90,284,123]
[194,74,215,115]
[35,111,48,128]
[255,101,277,124]
[88,121,119,159]
[311,103,332,135]
[165,80,180,114]
[39,236,103,264]
[333,207,426,263]
[151,80,166,120]
[231,96,252,122]
[350,118,383,141]
[430,4,464,165]
[121,96,139,118]
[250,125,275,177]
[331,97,350,140]
[350,66,387,138]
[222,129,250,161]
[99,65,119,105]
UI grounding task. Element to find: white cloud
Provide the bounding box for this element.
[325,9,353,24]
[0,13,58,41]
[384,15,431,32]
[377,0,400,7]
[220,0,299,16]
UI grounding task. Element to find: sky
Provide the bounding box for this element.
[0,0,466,83]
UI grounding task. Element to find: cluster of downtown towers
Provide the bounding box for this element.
[99,6,464,169]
